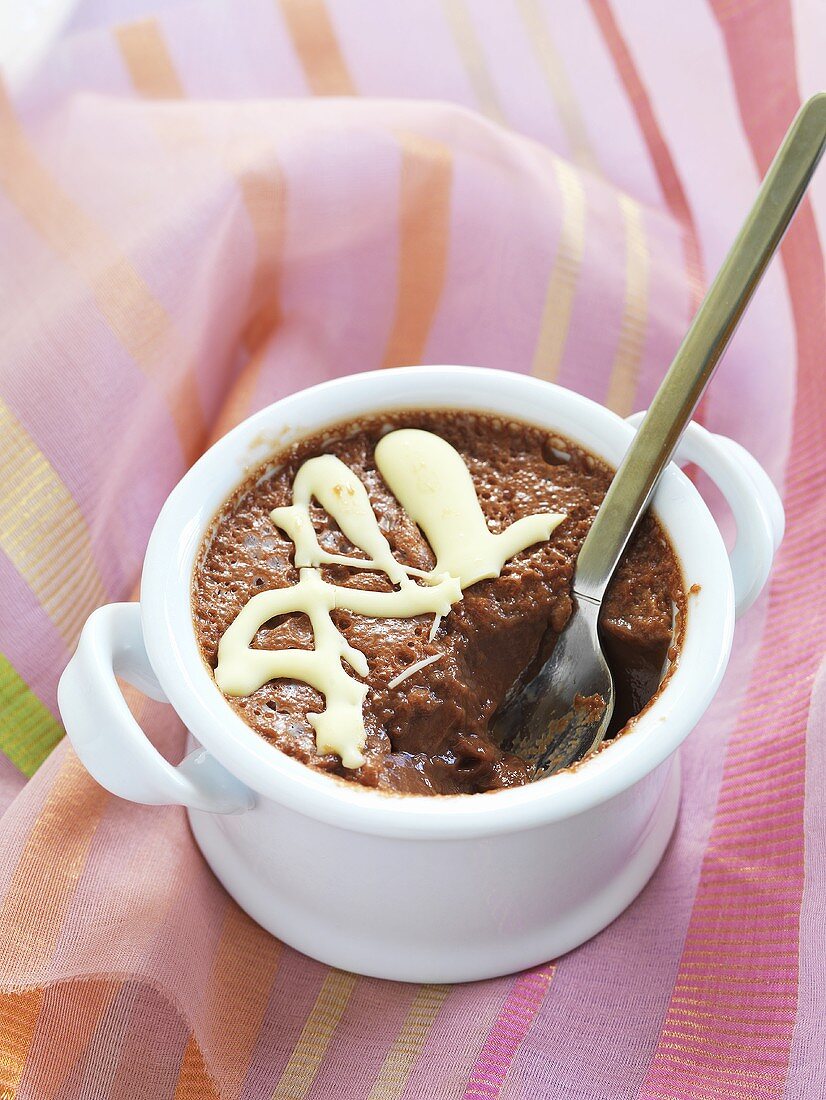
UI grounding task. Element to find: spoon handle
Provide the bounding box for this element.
[574,92,826,605]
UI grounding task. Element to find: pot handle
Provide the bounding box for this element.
[626,414,784,618]
[58,603,255,813]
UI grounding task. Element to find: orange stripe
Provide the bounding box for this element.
[0,752,110,1082]
[115,18,184,97]
[0,82,205,463]
[278,0,356,96]
[235,168,285,357]
[0,750,110,974]
[10,980,119,1100]
[173,1034,221,1100]
[381,133,453,369]
[115,20,286,422]
[0,988,42,1096]
[171,903,281,1097]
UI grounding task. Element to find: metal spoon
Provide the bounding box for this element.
[493,91,826,780]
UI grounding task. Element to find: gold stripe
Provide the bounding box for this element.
[366,984,449,1100]
[679,956,798,972]
[644,1083,763,1100]
[710,810,803,839]
[604,193,649,416]
[717,765,804,794]
[515,0,599,172]
[715,769,804,802]
[115,19,184,96]
[716,759,804,791]
[670,1002,790,1023]
[690,894,797,913]
[673,990,800,1007]
[681,944,799,958]
[674,973,799,992]
[699,859,802,883]
[531,156,587,381]
[646,1076,766,1100]
[677,910,800,928]
[686,876,803,896]
[721,741,804,775]
[0,654,62,775]
[271,969,356,1099]
[658,1039,785,1070]
[441,0,505,123]
[714,779,803,811]
[381,133,453,369]
[661,1027,789,1055]
[657,1050,783,1084]
[278,0,356,96]
[0,82,205,463]
[0,400,108,646]
[690,866,800,884]
[664,1021,788,1046]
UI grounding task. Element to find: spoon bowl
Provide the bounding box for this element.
[497,597,614,777]
[492,92,826,778]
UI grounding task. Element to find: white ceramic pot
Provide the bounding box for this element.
[58,368,783,982]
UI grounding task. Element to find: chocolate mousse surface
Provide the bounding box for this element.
[192,410,684,795]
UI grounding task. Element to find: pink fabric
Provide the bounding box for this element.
[0,1,824,1097]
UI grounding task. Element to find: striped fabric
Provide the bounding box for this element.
[0,1,823,1096]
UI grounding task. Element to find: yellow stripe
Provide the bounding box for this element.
[0,400,108,647]
[271,969,356,1099]
[278,0,356,96]
[0,654,62,776]
[531,157,587,380]
[441,0,505,123]
[382,133,453,369]
[0,81,205,463]
[516,0,599,172]
[604,193,649,416]
[366,984,449,1100]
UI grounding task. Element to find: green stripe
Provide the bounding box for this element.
[0,654,63,776]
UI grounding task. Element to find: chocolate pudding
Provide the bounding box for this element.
[193,411,683,795]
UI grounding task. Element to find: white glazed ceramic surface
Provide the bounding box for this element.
[58,368,784,981]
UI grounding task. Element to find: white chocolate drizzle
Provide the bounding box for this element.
[387,653,445,690]
[375,430,565,588]
[214,428,565,768]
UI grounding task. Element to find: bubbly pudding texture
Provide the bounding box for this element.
[193,411,684,795]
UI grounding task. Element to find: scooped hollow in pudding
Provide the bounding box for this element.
[192,410,684,795]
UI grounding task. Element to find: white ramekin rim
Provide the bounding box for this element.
[141,366,735,839]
